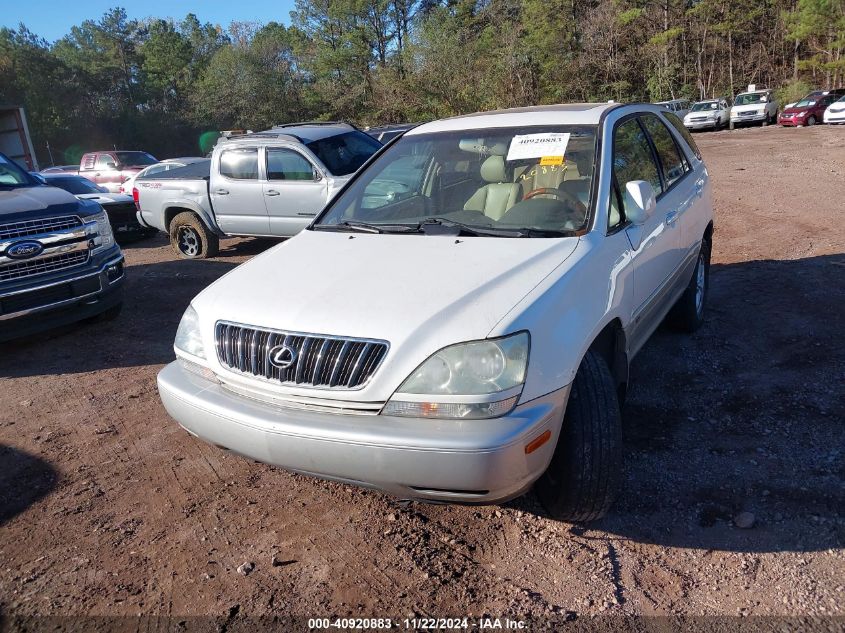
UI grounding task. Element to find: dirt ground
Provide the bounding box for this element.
[1,124,844,631]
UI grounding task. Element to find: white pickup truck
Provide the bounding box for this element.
[135,123,382,258]
[158,103,714,521]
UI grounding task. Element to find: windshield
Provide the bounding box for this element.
[306,131,382,176]
[115,152,157,167]
[691,102,719,112]
[0,154,37,188]
[734,93,765,106]
[794,99,817,108]
[48,176,106,195]
[316,126,597,237]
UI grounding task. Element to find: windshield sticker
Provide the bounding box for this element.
[507,133,570,161]
[539,155,564,166]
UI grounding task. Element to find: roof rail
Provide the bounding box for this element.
[223,131,303,143]
[270,120,358,130]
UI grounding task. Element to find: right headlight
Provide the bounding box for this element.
[382,332,529,419]
[174,304,206,359]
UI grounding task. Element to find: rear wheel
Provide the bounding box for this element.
[169,212,219,259]
[535,352,623,523]
[668,237,711,332]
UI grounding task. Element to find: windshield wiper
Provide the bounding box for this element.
[419,218,572,238]
[314,220,417,234]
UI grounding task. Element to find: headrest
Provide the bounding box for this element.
[480,155,508,183]
[458,139,509,156]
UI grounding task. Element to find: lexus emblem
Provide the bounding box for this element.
[268,344,297,369]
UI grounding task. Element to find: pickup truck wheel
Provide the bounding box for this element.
[668,238,710,332]
[535,351,622,523]
[169,212,219,259]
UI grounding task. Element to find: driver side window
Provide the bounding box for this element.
[610,118,662,229]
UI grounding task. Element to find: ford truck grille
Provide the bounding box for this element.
[0,251,89,282]
[0,215,81,240]
[215,322,389,390]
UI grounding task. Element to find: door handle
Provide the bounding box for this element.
[265,190,280,196]
[214,189,229,195]
[665,210,678,225]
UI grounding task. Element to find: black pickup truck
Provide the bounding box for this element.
[0,153,125,342]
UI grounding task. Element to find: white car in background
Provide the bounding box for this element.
[824,95,845,124]
[730,88,778,128]
[684,99,730,131]
[119,157,206,194]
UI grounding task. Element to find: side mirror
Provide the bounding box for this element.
[30,172,47,184]
[104,161,117,169]
[313,167,323,182]
[624,180,657,225]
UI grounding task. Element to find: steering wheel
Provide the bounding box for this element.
[523,188,586,214]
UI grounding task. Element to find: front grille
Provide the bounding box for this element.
[0,275,100,316]
[0,215,82,240]
[216,322,389,389]
[0,251,89,282]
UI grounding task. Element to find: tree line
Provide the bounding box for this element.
[1,0,843,166]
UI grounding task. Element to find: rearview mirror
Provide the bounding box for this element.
[624,180,656,225]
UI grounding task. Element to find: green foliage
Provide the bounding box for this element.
[2,0,843,166]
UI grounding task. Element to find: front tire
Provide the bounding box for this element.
[669,237,711,332]
[535,352,623,523]
[169,212,219,259]
[807,115,817,126]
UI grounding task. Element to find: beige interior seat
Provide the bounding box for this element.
[463,155,522,221]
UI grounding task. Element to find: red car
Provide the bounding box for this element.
[78,150,158,193]
[778,90,845,127]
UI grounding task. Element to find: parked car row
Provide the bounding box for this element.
[676,85,845,132]
[2,102,716,523]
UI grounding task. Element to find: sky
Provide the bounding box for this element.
[2,0,297,42]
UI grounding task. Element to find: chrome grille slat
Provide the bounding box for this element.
[215,322,388,390]
[0,215,81,240]
[0,251,90,282]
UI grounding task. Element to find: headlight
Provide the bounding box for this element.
[796,111,806,117]
[174,304,206,359]
[84,210,114,252]
[382,332,529,419]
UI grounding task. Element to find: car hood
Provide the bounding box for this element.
[194,229,580,398]
[76,192,134,204]
[732,103,766,113]
[0,185,83,217]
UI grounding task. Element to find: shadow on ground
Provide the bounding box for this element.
[0,445,58,525]
[510,253,845,553]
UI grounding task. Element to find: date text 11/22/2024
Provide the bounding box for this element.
[308,617,528,629]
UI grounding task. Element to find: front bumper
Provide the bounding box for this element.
[824,112,845,124]
[778,116,803,126]
[0,249,125,341]
[685,119,720,130]
[157,361,569,504]
[731,113,767,124]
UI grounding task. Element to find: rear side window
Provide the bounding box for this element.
[220,148,258,180]
[267,148,314,181]
[96,153,116,169]
[613,118,662,196]
[81,154,96,170]
[640,114,689,189]
[661,111,702,160]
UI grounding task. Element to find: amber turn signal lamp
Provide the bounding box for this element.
[524,430,551,454]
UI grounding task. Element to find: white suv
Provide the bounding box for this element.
[158,103,714,521]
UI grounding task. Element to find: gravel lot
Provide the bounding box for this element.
[1,125,844,630]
